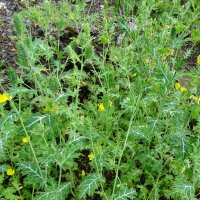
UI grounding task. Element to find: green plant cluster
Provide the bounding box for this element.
[0,0,200,199]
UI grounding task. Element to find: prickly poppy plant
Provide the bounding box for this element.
[0,0,200,199]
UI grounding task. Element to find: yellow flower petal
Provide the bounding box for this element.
[197,97,200,104]
[175,83,181,90]
[88,152,95,161]
[81,170,86,177]
[0,93,12,103]
[191,95,200,104]
[109,100,113,108]
[168,49,174,56]
[180,87,187,93]
[98,103,105,111]
[6,168,15,176]
[197,55,200,64]
[44,104,58,113]
[22,136,30,143]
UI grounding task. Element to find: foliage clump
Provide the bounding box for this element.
[0,0,200,199]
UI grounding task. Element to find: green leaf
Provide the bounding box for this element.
[1,187,20,200]
[18,163,44,186]
[77,174,105,199]
[16,41,30,67]
[54,131,86,168]
[54,146,80,168]
[13,13,26,36]
[99,34,110,45]
[191,29,200,42]
[0,174,4,185]
[114,186,136,200]
[84,45,94,60]
[65,45,80,63]
[165,178,195,199]
[24,114,49,128]
[7,67,18,86]
[48,76,59,93]
[35,183,71,200]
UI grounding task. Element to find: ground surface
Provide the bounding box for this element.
[0,0,198,70]
[0,0,107,67]
[0,0,19,67]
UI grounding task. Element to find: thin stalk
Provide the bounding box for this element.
[89,124,109,200]
[75,57,84,110]
[31,185,35,200]
[58,165,62,189]
[17,111,44,179]
[111,93,142,199]
[0,84,43,180]
[147,158,171,200]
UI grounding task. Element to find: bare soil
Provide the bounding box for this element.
[0,0,19,67]
[0,0,199,70]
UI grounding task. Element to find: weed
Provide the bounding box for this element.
[0,0,200,199]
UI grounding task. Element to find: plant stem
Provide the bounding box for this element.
[111,93,141,199]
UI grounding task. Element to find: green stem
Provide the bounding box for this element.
[111,93,142,199]
[89,124,109,200]
[0,84,44,180]
[17,110,44,179]
[58,165,62,189]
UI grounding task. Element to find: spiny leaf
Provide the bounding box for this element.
[35,183,71,200]
[16,41,30,67]
[1,187,21,200]
[18,163,44,186]
[7,67,18,86]
[13,13,26,36]
[77,174,105,199]
[25,114,50,128]
[54,146,80,168]
[165,178,195,199]
[0,174,4,185]
[65,45,80,63]
[114,186,136,200]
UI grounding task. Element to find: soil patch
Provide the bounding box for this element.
[0,0,19,67]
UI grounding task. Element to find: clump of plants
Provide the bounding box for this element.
[0,0,200,199]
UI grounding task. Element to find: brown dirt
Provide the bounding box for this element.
[183,42,200,71]
[0,0,112,68]
[0,0,199,72]
[0,0,19,67]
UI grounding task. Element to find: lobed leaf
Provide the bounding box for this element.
[77,174,105,199]
[114,186,136,200]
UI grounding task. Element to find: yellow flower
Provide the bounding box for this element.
[180,87,187,93]
[44,104,58,113]
[163,49,174,58]
[98,103,105,111]
[168,49,174,56]
[22,136,30,143]
[88,152,95,161]
[6,168,15,176]
[197,55,200,64]
[175,82,181,90]
[0,93,12,103]
[81,170,86,177]
[109,100,113,107]
[190,95,200,104]
[195,97,200,104]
